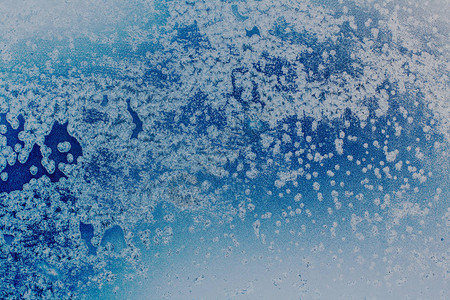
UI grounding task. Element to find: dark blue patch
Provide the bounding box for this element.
[3,234,14,245]
[0,120,83,193]
[126,99,143,139]
[101,95,109,107]
[246,26,260,37]
[79,222,97,255]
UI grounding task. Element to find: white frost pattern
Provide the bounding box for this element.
[0,0,448,299]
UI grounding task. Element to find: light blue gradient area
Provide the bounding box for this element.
[0,0,449,299]
[91,122,449,299]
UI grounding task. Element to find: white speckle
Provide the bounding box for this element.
[335,138,344,155]
[57,141,71,153]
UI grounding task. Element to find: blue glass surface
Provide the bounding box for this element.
[0,0,448,299]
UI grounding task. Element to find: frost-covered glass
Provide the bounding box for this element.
[0,0,448,299]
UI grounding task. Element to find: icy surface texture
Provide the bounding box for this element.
[0,0,449,299]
